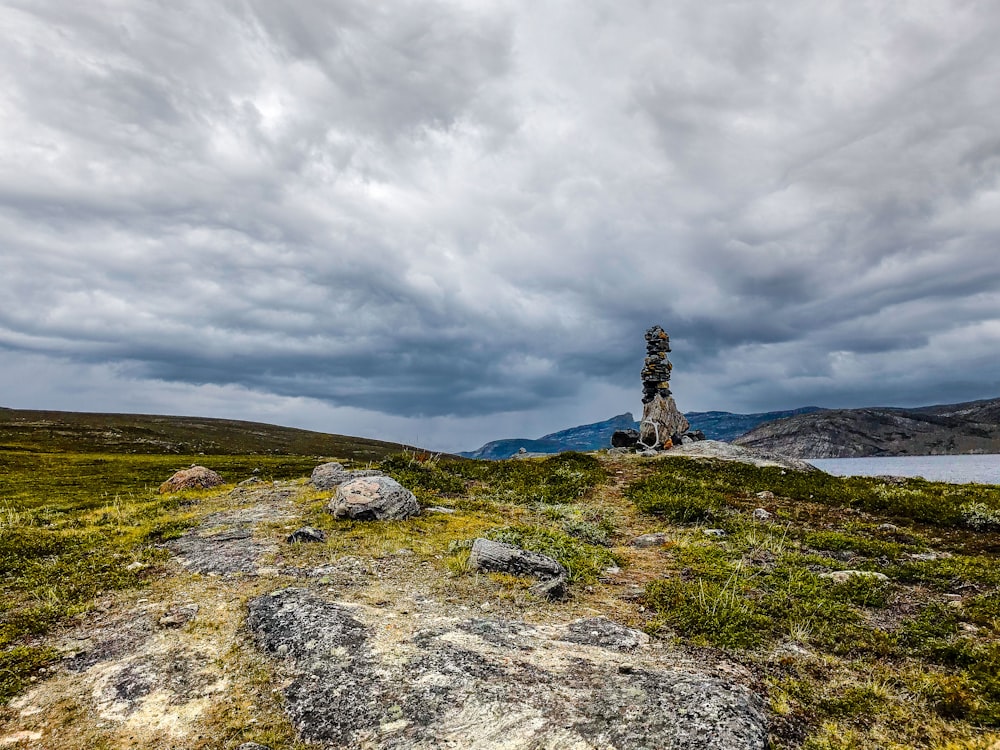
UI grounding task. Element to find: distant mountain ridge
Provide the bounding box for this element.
[0,407,422,461]
[459,407,824,460]
[734,397,1000,458]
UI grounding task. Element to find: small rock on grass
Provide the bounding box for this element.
[703,529,727,538]
[632,532,669,548]
[751,508,772,521]
[755,490,775,500]
[236,743,273,750]
[287,527,327,544]
[158,465,224,494]
[819,570,889,584]
[159,603,199,628]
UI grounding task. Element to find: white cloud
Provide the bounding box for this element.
[2,0,1000,449]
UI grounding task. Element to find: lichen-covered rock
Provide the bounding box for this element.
[158,465,224,494]
[246,588,768,750]
[310,462,382,490]
[328,476,419,520]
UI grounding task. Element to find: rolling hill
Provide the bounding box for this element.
[0,407,416,461]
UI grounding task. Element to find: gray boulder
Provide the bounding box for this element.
[468,538,568,599]
[311,462,383,490]
[329,476,419,521]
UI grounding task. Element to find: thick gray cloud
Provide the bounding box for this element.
[2,0,1000,450]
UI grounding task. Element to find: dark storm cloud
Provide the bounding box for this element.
[2,0,1000,445]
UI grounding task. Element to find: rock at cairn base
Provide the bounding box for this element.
[611,429,640,448]
[158,465,224,494]
[640,393,690,448]
[328,476,419,521]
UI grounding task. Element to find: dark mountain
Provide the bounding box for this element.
[0,407,422,461]
[685,407,825,442]
[459,413,639,460]
[733,397,1000,458]
[459,407,825,459]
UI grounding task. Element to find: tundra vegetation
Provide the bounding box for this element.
[1,418,999,749]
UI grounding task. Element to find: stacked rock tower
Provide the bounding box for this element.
[641,325,673,403]
[639,325,690,448]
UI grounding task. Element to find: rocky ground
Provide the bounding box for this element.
[2,449,999,749]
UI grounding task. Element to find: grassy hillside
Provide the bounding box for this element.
[1,416,999,748]
[0,407,412,460]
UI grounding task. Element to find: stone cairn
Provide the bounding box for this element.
[611,325,704,451]
[641,325,673,404]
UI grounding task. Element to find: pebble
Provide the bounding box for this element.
[751,508,772,521]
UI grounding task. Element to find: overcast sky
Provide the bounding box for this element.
[2,1,1000,451]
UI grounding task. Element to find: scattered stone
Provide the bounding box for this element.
[607,446,630,456]
[907,551,952,562]
[328,476,420,521]
[703,529,728,538]
[468,538,568,599]
[751,508,772,521]
[424,506,457,514]
[286,527,327,544]
[876,475,909,486]
[310,462,383,490]
[639,449,659,457]
[632,533,670,548]
[819,570,889,584]
[158,603,199,628]
[611,429,640,448]
[878,523,899,532]
[158,465,224,494]
[236,743,273,750]
[238,476,264,487]
[755,491,775,501]
[246,588,769,750]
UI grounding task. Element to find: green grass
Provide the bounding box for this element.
[625,457,1000,528]
[0,449,319,702]
[627,457,1000,747]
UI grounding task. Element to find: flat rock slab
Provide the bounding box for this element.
[168,489,298,574]
[661,440,818,472]
[246,588,768,750]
